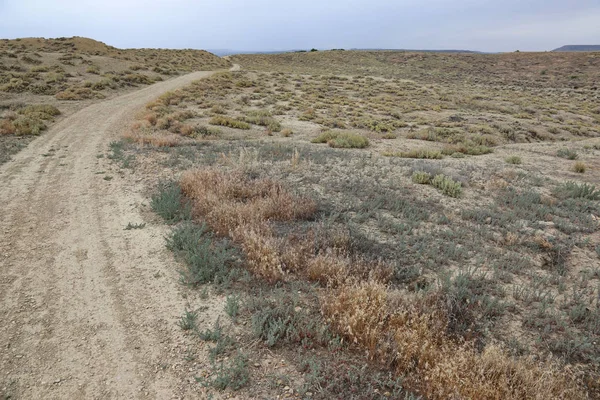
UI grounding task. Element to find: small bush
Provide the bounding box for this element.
[385,149,443,159]
[243,110,281,132]
[573,161,586,173]
[553,182,600,200]
[557,148,578,160]
[86,65,100,74]
[193,125,222,138]
[196,352,250,391]
[167,223,236,286]
[209,116,250,130]
[505,155,522,165]
[178,309,198,331]
[431,174,463,198]
[312,131,369,148]
[311,131,338,143]
[412,171,432,184]
[150,181,191,223]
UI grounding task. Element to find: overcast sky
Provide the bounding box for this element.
[1,0,599,52]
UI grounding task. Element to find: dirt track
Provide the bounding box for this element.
[0,71,221,399]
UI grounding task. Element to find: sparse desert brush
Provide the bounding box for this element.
[384,149,443,159]
[56,87,103,100]
[505,155,522,164]
[243,110,282,132]
[0,104,60,135]
[209,115,251,130]
[312,131,369,148]
[122,130,180,147]
[412,171,432,184]
[557,148,578,160]
[86,65,100,74]
[553,181,600,200]
[431,174,462,197]
[573,161,586,173]
[442,143,493,156]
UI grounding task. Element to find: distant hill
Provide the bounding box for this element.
[350,48,484,54]
[0,36,230,70]
[215,48,484,57]
[553,45,600,52]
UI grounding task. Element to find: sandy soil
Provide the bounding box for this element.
[0,70,227,399]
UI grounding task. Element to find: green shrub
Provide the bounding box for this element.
[505,155,522,165]
[553,182,600,200]
[209,116,251,130]
[412,171,432,184]
[557,148,578,160]
[167,223,236,286]
[12,115,46,135]
[86,65,100,74]
[151,181,191,223]
[196,352,250,391]
[431,174,463,198]
[311,131,338,143]
[385,149,443,159]
[312,131,369,148]
[193,125,222,138]
[243,110,281,132]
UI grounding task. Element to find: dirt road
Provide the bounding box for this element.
[0,71,221,399]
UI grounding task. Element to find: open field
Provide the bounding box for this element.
[116,50,600,398]
[2,44,600,399]
[0,37,230,164]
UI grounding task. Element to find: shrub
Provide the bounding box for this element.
[573,162,586,173]
[505,155,522,165]
[557,148,578,160]
[384,149,443,159]
[11,116,46,135]
[412,171,432,184]
[150,181,191,223]
[243,110,281,132]
[209,116,251,130]
[553,182,600,200]
[431,174,463,198]
[167,223,236,286]
[86,65,100,74]
[312,131,369,148]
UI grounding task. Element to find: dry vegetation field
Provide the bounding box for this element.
[110,49,600,398]
[0,36,229,163]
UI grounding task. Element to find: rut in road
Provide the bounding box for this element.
[0,70,226,399]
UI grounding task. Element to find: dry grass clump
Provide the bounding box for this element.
[180,169,316,234]
[322,281,586,399]
[573,161,586,173]
[180,169,317,282]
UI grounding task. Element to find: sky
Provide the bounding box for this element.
[1,0,599,52]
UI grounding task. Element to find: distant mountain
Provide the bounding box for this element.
[553,45,600,52]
